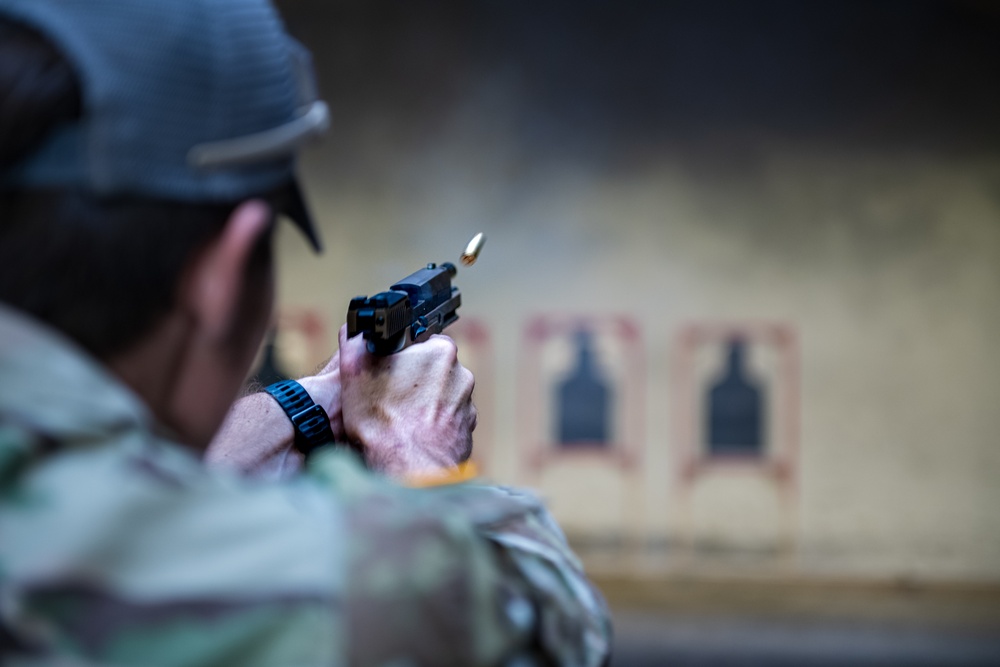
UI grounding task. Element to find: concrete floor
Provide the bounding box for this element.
[610,610,1000,666]
[597,577,1000,666]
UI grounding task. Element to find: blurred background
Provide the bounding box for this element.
[266,1,1000,663]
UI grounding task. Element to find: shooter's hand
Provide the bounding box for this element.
[338,324,477,478]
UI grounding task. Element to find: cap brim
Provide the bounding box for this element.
[278,179,323,253]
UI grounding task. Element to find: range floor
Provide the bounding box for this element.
[610,610,1000,666]
[597,577,1000,666]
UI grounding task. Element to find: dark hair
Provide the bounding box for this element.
[0,17,272,360]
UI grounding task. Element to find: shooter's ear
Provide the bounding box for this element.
[182,199,273,341]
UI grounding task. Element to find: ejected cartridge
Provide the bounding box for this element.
[461,232,486,266]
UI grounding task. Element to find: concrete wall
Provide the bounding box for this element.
[270,0,1000,583]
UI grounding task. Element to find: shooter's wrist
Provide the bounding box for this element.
[204,391,298,477]
[263,379,337,456]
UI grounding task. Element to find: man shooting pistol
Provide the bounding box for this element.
[0,0,612,660]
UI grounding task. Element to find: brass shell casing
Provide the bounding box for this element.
[461,232,486,266]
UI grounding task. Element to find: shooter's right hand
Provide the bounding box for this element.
[337,325,477,479]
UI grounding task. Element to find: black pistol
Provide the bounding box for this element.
[347,262,461,355]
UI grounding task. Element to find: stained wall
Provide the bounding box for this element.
[268,0,1000,582]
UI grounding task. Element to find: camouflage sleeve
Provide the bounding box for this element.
[0,424,343,667]
[307,447,613,666]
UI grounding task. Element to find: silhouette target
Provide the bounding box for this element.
[706,339,766,456]
[556,329,613,447]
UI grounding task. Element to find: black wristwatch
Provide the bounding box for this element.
[263,379,335,456]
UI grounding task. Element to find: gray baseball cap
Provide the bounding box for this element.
[0,0,329,252]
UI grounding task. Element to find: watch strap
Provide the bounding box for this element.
[263,379,335,456]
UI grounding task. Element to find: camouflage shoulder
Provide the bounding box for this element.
[306,447,613,665]
[0,421,59,506]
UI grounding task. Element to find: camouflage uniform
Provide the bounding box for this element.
[0,304,612,666]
